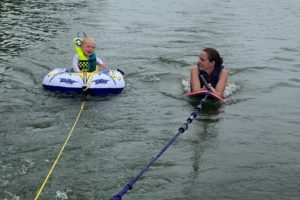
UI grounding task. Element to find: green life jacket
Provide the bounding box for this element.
[73,37,97,72]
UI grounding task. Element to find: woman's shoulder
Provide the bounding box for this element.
[220,66,228,76]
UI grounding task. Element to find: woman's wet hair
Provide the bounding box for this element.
[203,48,223,67]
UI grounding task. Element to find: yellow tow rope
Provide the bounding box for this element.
[34,102,86,200]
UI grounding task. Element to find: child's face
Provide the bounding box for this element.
[81,40,96,56]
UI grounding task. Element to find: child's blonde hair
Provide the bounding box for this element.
[82,37,96,46]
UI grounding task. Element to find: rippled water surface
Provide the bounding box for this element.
[1,0,300,199]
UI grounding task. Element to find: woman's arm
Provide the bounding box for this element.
[190,66,202,92]
[214,68,228,97]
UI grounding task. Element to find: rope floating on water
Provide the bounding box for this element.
[111,94,209,200]
[34,101,86,200]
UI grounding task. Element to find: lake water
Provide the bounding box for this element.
[1,0,300,199]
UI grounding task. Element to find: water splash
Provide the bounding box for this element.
[55,188,72,200]
[3,191,20,200]
[17,159,35,175]
[223,83,240,98]
[181,79,240,98]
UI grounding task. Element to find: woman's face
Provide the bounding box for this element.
[81,40,96,56]
[198,51,215,71]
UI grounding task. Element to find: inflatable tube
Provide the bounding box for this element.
[42,68,125,96]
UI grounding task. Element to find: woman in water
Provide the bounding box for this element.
[190,48,228,98]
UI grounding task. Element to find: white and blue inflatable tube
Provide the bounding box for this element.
[42,68,125,96]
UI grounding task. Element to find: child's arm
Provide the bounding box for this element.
[97,57,107,69]
[72,55,81,72]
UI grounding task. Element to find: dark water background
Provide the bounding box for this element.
[1,0,300,199]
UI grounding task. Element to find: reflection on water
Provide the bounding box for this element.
[0,0,83,59]
[188,98,224,114]
[181,114,221,199]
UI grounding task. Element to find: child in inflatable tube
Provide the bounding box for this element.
[72,36,107,72]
